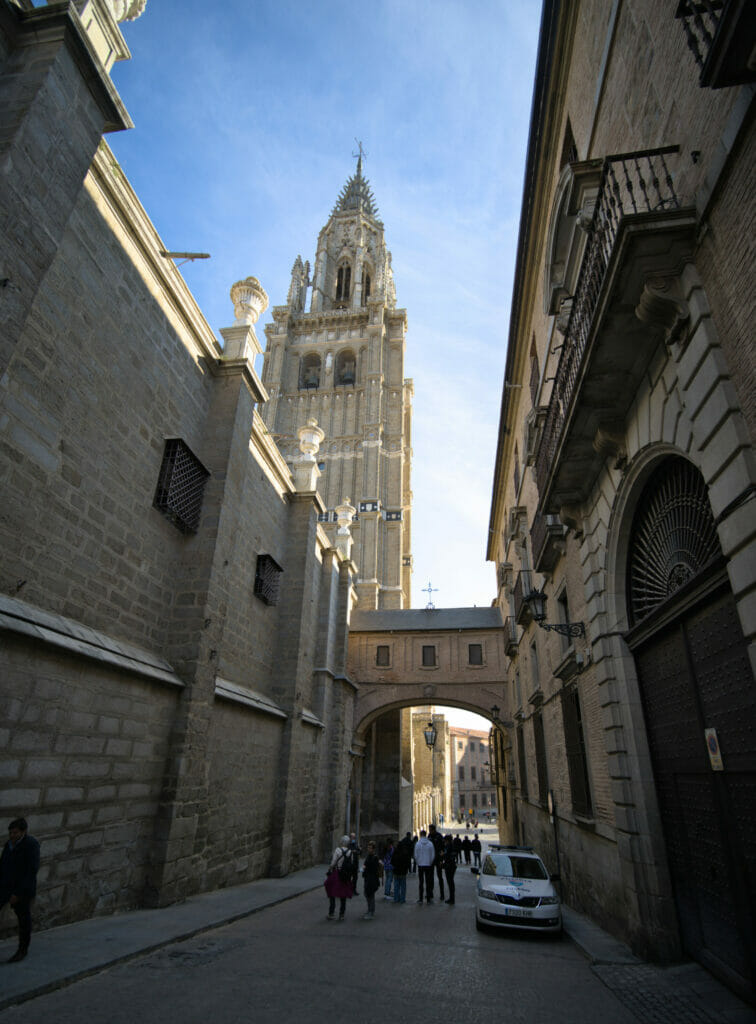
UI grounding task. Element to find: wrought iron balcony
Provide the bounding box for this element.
[513,570,533,627]
[676,1,756,89]
[504,616,519,656]
[531,511,567,575]
[535,147,696,514]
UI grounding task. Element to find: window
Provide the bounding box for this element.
[533,711,549,805]
[153,438,210,534]
[334,348,356,386]
[254,553,283,606]
[561,686,593,817]
[513,442,521,494]
[529,335,540,406]
[376,645,390,667]
[362,271,371,305]
[422,645,436,667]
[516,725,528,800]
[457,740,463,749]
[471,766,477,781]
[557,589,572,650]
[472,793,478,808]
[458,766,465,781]
[299,353,321,389]
[468,643,483,665]
[335,263,351,303]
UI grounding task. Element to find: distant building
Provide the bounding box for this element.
[449,728,496,820]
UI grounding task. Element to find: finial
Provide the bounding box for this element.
[352,138,367,177]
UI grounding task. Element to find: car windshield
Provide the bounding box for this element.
[482,853,548,880]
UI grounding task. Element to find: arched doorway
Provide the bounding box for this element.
[624,455,755,999]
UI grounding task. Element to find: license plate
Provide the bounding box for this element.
[504,907,532,918]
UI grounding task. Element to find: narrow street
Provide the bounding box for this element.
[0,863,639,1024]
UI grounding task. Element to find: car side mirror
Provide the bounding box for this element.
[550,873,560,882]
[471,866,480,875]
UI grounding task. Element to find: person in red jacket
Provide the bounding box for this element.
[0,818,41,963]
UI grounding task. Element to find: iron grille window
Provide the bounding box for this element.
[153,438,209,534]
[422,645,436,667]
[533,711,549,805]
[516,725,528,800]
[561,686,593,817]
[468,643,483,665]
[254,554,283,606]
[376,644,390,666]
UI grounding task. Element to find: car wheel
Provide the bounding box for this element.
[475,917,487,933]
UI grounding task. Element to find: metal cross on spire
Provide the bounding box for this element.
[422,580,438,610]
[352,138,367,174]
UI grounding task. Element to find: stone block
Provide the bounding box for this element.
[682,347,731,422]
[46,787,85,803]
[0,787,41,809]
[72,830,105,851]
[707,448,756,519]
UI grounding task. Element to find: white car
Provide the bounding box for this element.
[474,844,562,934]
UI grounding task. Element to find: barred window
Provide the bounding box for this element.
[254,554,283,606]
[468,643,483,665]
[153,438,209,534]
[533,710,549,805]
[561,686,593,817]
[376,644,390,667]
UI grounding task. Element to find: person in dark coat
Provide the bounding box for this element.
[453,835,463,862]
[471,833,482,868]
[324,835,355,921]
[0,818,40,962]
[443,833,457,905]
[462,835,472,864]
[361,841,381,919]
[428,824,446,901]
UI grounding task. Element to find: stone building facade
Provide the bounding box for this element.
[259,161,413,611]
[487,0,755,1002]
[0,0,358,930]
[449,727,496,821]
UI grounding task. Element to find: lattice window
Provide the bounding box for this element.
[627,456,720,625]
[254,553,283,606]
[153,438,209,534]
[561,685,592,817]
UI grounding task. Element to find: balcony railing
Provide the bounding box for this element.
[504,616,519,656]
[676,1,756,88]
[513,570,533,626]
[531,511,567,574]
[535,147,681,502]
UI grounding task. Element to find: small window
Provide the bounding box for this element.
[458,766,465,781]
[254,554,283,606]
[422,645,436,667]
[153,438,210,534]
[472,793,478,808]
[299,353,321,389]
[469,742,475,753]
[335,349,356,386]
[471,766,477,781]
[362,271,371,305]
[335,264,351,303]
[468,643,483,666]
[376,645,390,667]
[457,740,463,749]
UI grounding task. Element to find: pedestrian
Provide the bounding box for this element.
[324,835,355,921]
[391,839,411,903]
[471,833,482,868]
[462,834,472,864]
[428,823,446,901]
[414,829,435,904]
[0,817,40,963]
[443,834,457,905]
[349,832,361,895]
[453,834,463,863]
[382,840,395,900]
[411,833,418,873]
[362,841,381,920]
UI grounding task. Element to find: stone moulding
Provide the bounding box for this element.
[0,593,183,688]
[214,677,287,718]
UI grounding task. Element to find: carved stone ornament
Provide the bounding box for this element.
[108,0,147,20]
[336,497,356,533]
[635,276,690,347]
[297,418,325,458]
[230,276,269,326]
[556,297,573,336]
[593,422,627,469]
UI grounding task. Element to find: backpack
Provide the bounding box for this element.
[337,849,354,883]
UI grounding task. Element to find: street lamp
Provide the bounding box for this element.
[423,721,437,749]
[525,587,586,638]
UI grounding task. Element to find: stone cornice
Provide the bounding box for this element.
[88,141,223,368]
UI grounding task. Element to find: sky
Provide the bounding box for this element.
[109,0,542,617]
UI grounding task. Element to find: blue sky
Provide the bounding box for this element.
[110,0,542,613]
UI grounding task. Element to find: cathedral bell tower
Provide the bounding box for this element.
[260,156,412,610]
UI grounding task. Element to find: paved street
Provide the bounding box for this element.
[0,864,638,1024]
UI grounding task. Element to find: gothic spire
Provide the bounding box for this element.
[331,152,379,219]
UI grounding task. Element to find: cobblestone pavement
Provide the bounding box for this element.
[0,870,637,1024]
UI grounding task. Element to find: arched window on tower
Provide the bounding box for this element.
[335,348,356,386]
[299,353,321,389]
[362,270,371,305]
[335,263,351,305]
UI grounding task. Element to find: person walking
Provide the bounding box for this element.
[428,824,446,902]
[324,835,355,921]
[411,833,418,873]
[0,818,40,963]
[471,833,482,868]
[443,833,457,905]
[361,841,381,920]
[382,840,395,900]
[453,834,463,863]
[390,839,411,904]
[462,834,472,865]
[414,829,435,904]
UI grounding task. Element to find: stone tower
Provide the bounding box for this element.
[260,157,412,609]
